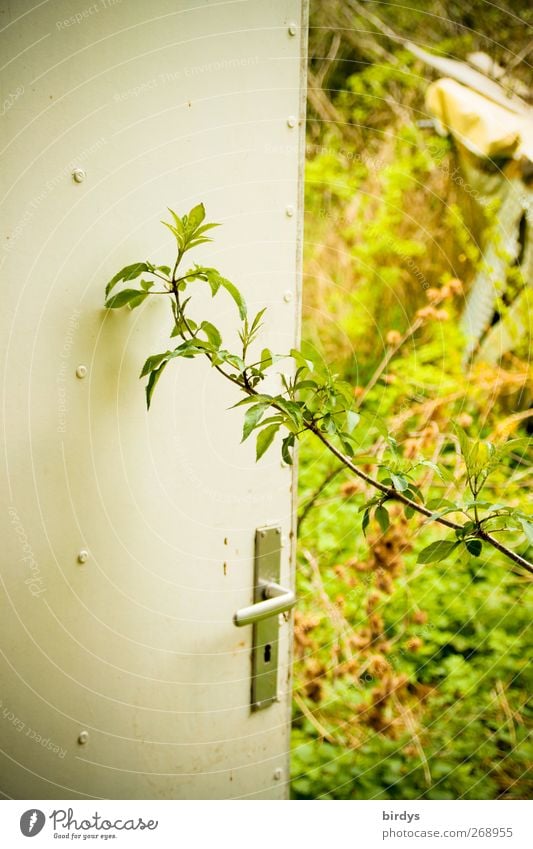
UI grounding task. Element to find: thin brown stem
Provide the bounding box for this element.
[477,529,533,574]
[171,248,183,283]
[309,423,461,530]
[298,465,346,533]
[308,424,533,575]
[171,282,239,387]
[162,264,533,577]
[355,317,423,409]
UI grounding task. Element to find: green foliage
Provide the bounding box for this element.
[293,438,532,800]
[297,0,533,803]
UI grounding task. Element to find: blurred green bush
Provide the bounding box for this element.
[293,0,532,800]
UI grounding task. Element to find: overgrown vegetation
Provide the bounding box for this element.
[292,0,533,799]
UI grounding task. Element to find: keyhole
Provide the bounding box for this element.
[264,643,272,663]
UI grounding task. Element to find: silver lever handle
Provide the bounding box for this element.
[233,580,296,627]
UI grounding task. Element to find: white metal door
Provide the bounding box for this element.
[0,0,306,799]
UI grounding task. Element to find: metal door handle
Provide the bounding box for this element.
[239,525,295,710]
[233,580,296,627]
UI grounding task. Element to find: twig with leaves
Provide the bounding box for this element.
[104,204,533,575]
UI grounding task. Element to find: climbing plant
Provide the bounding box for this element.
[104,203,533,575]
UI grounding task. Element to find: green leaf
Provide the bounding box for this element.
[390,472,409,492]
[105,289,149,309]
[465,539,483,557]
[251,308,267,333]
[427,506,462,522]
[186,237,214,249]
[187,202,206,231]
[519,518,533,545]
[127,292,150,309]
[220,278,247,319]
[192,222,220,238]
[418,460,447,481]
[200,321,222,349]
[346,410,360,434]
[252,415,283,428]
[404,484,423,504]
[464,500,504,509]
[141,339,208,380]
[295,379,317,391]
[281,433,295,465]
[454,424,473,466]
[166,209,185,248]
[375,504,389,533]
[260,348,273,369]
[334,380,355,407]
[256,423,280,460]
[145,361,168,409]
[232,394,275,408]
[495,437,531,456]
[198,269,247,319]
[215,350,245,371]
[242,402,270,442]
[362,509,370,536]
[290,348,314,372]
[274,398,303,428]
[105,262,149,297]
[417,539,460,564]
[199,268,221,296]
[321,414,336,435]
[339,436,355,456]
[426,498,457,510]
[162,220,181,245]
[454,425,494,486]
[140,279,154,291]
[171,312,198,337]
[140,351,172,378]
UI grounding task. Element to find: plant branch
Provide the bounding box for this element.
[171,285,533,576]
[309,423,461,529]
[191,330,533,575]
[105,205,533,578]
[306,423,533,574]
[171,281,243,388]
[476,529,533,574]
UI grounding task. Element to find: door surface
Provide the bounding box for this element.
[0,0,307,799]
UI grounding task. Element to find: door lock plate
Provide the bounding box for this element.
[252,526,283,711]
